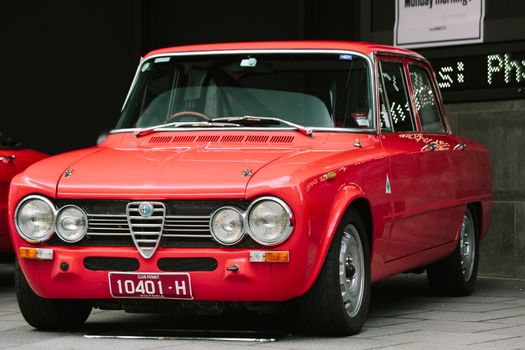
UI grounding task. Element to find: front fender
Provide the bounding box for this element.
[271,183,368,300]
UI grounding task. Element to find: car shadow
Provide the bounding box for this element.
[3,263,502,340]
[80,274,436,340]
[0,260,15,288]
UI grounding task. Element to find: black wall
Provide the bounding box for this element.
[0,0,360,155]
[1,1,140,155]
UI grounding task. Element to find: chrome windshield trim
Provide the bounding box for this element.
[121,56,144,111]
[110,127,375,135]
[119,49,377,133]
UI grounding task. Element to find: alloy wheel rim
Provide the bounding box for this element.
[459,211,476,281]
[339,224,365,318]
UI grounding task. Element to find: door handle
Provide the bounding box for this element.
[453,143,467,151]
[0,155,15,164]
[421,143,436,152]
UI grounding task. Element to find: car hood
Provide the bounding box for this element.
[57,144,306,199]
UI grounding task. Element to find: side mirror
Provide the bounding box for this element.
[97,129,110,145]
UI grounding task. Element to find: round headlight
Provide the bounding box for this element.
[210,207,245,245]
[55,205,88,243]
[15,195,56,243]
[247,197,293,246]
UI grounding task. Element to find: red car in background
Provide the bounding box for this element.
[8,41,492,335]
[0,133,47,254]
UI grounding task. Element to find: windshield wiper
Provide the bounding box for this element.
[211,116,313,137]
[135,121,241,138]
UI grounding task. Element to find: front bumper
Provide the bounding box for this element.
[18,246,303,302]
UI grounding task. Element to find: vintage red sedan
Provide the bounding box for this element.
[8,41,492,335]
[0,133,47,255]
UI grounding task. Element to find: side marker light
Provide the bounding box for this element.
[322,171,337,180]
[249,251,289,263]
[19,247,54,260]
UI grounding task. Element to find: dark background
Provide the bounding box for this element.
[0,0,360,155]
[1,0,525,278]
[2,0,523,155]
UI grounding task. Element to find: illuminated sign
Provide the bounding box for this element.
[434,52,525,90]
[431,51,525,99]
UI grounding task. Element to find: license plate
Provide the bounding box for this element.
[108,272,193,300]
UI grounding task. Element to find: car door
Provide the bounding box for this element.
[406,61,465,246]
[378,58,458,261]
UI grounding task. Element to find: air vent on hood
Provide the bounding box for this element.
[149,136,172,144]
[146,134,295,144]
[270,135,295,143]
[172,136,196,143]
[196,135,220,143]
[245,135,270,143]
[220,135,245,143]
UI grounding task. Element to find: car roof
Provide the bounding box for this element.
[144,40,426,60]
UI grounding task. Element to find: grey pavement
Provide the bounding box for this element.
[1,261,524,349]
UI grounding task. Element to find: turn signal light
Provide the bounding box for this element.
[265,251,290,263]
[249,250,289,263]
[19,247,54,260]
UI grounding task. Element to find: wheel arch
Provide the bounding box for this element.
[300,184,374,298]
[467,201,482,237]
[349,198,374,256]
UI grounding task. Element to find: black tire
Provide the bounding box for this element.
[15,261,92,331]
[427,206,480,296]
[298,208,371,336]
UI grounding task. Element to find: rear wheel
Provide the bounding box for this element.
[298,209,371,336]
[15,261,92,330]
[427,206,479,296]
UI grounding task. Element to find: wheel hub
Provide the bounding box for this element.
[346,264,356,279]
[339,225,365,318]
[459,212,476,281]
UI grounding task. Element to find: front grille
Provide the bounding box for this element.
[86,214,212,238]
[157,258,218,272]
[84,257,140,271]
[87,214,129,236]
[163,216,212,238]
[50,200,260,249]
[127,202,165,259]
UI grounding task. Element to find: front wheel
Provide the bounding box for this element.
[427,206,480,296]
[15,261,92,330]
[298,209,371,336]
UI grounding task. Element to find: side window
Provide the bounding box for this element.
[379,61,415,132]
[409,65,446,133]
[378,72,393,132]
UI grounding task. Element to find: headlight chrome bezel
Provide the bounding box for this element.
[209,206,246,246]
[246,197,294,246]
[55,204,89,243]
[14,195,57,243]
[209,196,294,247]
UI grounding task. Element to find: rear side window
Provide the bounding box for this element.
[379,61,415,132]
[409,65,446,133]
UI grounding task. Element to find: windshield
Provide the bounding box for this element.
[117,52,372,131]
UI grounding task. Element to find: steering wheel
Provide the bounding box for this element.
[165,111,211,123]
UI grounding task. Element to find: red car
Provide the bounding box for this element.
[8,41,492,335]
[1,133,47,255]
